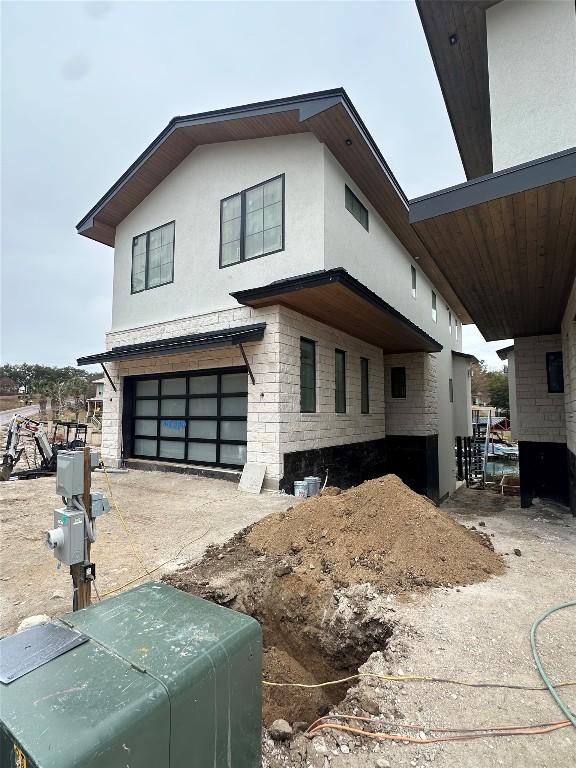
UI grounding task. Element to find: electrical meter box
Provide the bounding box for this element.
[55,450,84,497]
[48,508,85,565]
[0,582,262,768]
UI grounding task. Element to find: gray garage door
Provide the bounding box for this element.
[131,368,248,468]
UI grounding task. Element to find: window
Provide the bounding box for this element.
[449,310,452,334]
[220,175,284,267]
[300,338,316,413]
[455,320,459,341]
[345,185,369,231]
[411,265,417,299]
[449,377,454,403]
[391,366,406,399]
[546,352,564,393]
[335,349,346,413]
[131,221,175,293]
[360,358,370,414]
[432,291,437,322]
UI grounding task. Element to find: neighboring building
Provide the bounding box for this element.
[0,377,18,395]
[413,0,576,512]
[76,90,474,500]
[86,378,105,419]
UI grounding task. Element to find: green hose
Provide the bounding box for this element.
[530,601,576,728]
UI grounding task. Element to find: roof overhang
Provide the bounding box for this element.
[496,345,513,361]
[231,269,442,354]
[409,148,576,341]
[76,88,469,324]
[77,323,266,366]
[452,350,478,363]
[416,1,501,180]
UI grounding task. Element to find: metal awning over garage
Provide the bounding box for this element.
[231,269,442,354]
[76,323,266,366]
[409,147,576,341]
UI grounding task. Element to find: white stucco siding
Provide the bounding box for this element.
[322,147,462,348]
[486,0,576,171]
[513,334,566,443]
[111,133,325,332]
[452,355,473,438]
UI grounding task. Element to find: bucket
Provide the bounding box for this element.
[294,480,308,498]
[304,476,321,497]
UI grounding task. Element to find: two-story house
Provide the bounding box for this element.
[412,0,576,512]
[77,89,474,500]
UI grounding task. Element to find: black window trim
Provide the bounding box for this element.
[219,173,285,269]
[546,351,565,394]
[131,366,248,469]
[391,366,407,399]
[335,348,347,414]
[449,377,454,403]
[131,220,176,294]
[300,337,317,414]
[345,184,369,231]
[360,357,370,414]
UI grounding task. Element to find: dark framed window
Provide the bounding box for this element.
[345,185,369,231]
[391,366,406,399]
[131,367,248,468]
[335,349,346,413]
[449,310,452,334]
[546,352,564,393]
[300,338,316,413]
[411,265,417,299]
[360,357,370,414]
[131,221,175,293]
[220,175,285,267]
[431,291,437,322]
[449,377,454,403]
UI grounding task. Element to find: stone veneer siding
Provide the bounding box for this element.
[383,352,439,436]
[513,334,566,443]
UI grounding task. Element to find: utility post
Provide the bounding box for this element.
[69,447,93,610]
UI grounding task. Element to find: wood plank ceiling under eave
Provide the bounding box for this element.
[412,176,576,340]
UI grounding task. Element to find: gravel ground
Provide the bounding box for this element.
[0,468,294,635]
[264,489,576,768]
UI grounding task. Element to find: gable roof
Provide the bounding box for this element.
[76,88,470,324]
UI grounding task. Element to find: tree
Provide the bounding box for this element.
[470,360,490,404]
[486,370,509,413]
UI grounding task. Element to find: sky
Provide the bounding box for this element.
[1,0,510,371]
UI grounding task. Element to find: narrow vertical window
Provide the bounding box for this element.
[411,265,417,299]
[391,367,406,399]
[455,320,459,341]
[360,358,369,414]
[345,186,369,230]
[449,310,452,334]
[300,338,316,413]
[449,377,454,403]
[335,349,346,413]
[432,291,437,322]
[546,352,564,393]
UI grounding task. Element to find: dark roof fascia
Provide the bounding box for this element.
[77,88,409,236]
[77,323,266,366]
[231,268,442,352]
[409,146,576,223]
[496,344,514,360]
[452,350,479,363]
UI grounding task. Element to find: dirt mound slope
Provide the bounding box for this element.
[166,475,505,726]
[247,474,505,591]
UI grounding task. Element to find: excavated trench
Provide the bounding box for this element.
[164,537,395,726]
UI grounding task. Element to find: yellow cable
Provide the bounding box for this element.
[262,672,576,690]
[102,465,152,574]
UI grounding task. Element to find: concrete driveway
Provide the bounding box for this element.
[0,404,38,426]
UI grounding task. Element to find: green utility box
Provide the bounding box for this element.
[0,582,262,767]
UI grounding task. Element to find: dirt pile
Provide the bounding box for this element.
[247,474,505,591]
[166,475,505,726]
